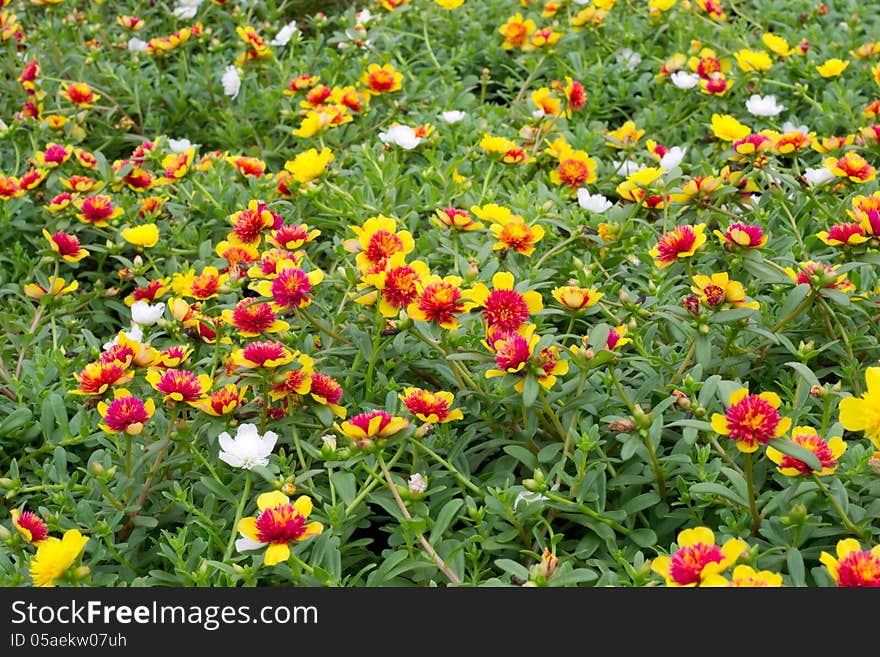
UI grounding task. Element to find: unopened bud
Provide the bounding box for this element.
[619,290,630,304]
[73,566,91,581]
[671,390,692,410]
[0,525,11,541]
[608,418,637,433]
[683,294,701,317]
[809,384,825,398]
[414,422,434,439]
[632,404,653,429]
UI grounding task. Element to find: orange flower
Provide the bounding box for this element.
[344,214,415,275]
[70,361,133,396]
[490,216,545,256]
[498,13,536,50]
[60,81,100,108]
[551,285,603,311]
[361,63,402,94]
[824,152,877,183]
[193,383,248,416]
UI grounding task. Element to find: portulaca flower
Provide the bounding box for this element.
[128,38,149,53]
[102,324,144,351]
[616,48,642,71]
[440,110,466,124]
[218,424,278,470]
[167,138,197,153]
[222,65,242,99]
[270,20,298,47]
[746,94,785,117]
[172,0,203,19]
[782,120,810,136]
[613,159,644,176]
[670,71,700,89]
[659,146,686,170]
[378,124,421,150]
[804,166,835,186]
[577,189,613,213]
[131,301,165,326]
[408,473,428,494]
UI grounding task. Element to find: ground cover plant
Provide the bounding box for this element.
[1,0,879,588]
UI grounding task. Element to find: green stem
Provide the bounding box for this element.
[812,474,863,538]
[541,490,631,535]
[744,452,762,535]
[409,436,482,496]
[771,294,812,334]
[377,453,462,584]
[224,469,252,561]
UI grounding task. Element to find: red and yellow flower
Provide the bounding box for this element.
[76,194,123,227]
[847,192,880,236]
[268,352,314,401]
[221,298,290,337]
[784,261,855,294]
[649,223,706,268]
[816,222,868,247]
[711,388,792,453]
[231,340,295,370]
[193,383,247,416]
[70,361,133,396]
[236,492,323,566]
[702,564,783,587]
[549,148,598,191]
[407,275,470,330]
[551,285,603,311]
[252,265,323,310]
[344,214,415,275]
[124,278,170,306]
[361,253,431,318]
[824,151,876,183]
[97,388,155,435]
[651,526,747,587]
[431,207,482,232]
[400,388,463,424]
[268,223,321,250]
[335,409,409,451]
[361,63,402,94]
[714,222,767,250]
[145,368,211,405]
[820,539,880,587]
[42,229,89,262]
[490,215,545,256]
[310,371,346,418]
[11,508,49,545]
[766,426,845,476]
[24,276,78,300]
[466,271,543,333]
[60,81,99,107]
[690,273,759,310]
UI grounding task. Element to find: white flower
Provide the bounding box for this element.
[218,424,278,470]
[356,8,378,23]
[131,301,165,326]
[532,109,545,119]
[102,324,144,351]
[408,473,428,495]
[577,189,613,213]
[128,38,149,53]
[782,121,810,136]
[804,166,835,186]
[167,138,197,153]
[440,110,466,124]
[378,124,421,150]
[0,118,8,136]
[172,0,203,19]
[222,65,242,99]
[613,159,644,176]
[745,94,785,117]
[616,48,642,71]
[270,20,298,47]
[670,71,699,89]
[320,434,337,450]
[659,146,686,170]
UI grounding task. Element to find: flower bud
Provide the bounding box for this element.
[608,418,637,433]
[671,390,692,410]
[781,502,810,526]
[72,566,91,581]
[632,404,653,429]
[414,422,434,438]
[0,524,11,541]
[809,384,825,398]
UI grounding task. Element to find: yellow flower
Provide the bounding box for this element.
[30,529,89,587]
[838,366,880,449]
[284,147,334,185]
[733,49,773,72]
[551,285,603,311]
[120,223,159,248]
[710,113,751,141]
[762,33,797,57]
[690,272,759,309]
[816,58,849,77]
[435,0,464,8]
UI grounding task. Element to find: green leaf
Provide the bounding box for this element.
[521,373,539,408]
[785,362,820,388]
[767,438,822,472]
[689,482,748,507]
[786,548,806,587]
[709,307,756,324]
[503,445,537,470]
[0,408,33,435]
[331,471,357,507]
[775,283,811,324]
[495,558,531,582]
[628,528,658,548]
[430,499,463,543]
